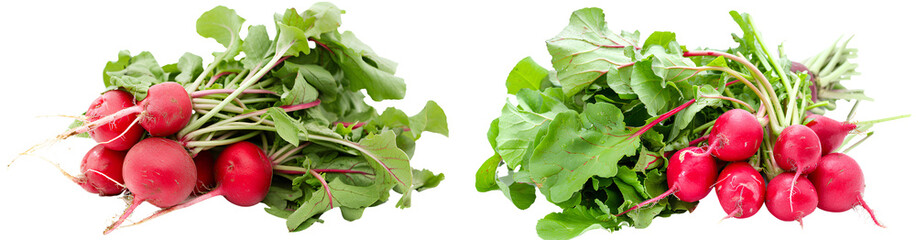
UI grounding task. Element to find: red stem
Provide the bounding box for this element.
[310,170,334,209]
[857,194,885,228]
[309,38,333,54]
[627,99,697,140]
[191,89,279,98]
[688,134,710,147]
[615,186,677,217]
[204,71,238,88]
[103,197,144,235]
[123,188,223,229]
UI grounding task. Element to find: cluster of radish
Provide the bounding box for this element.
[618,108,883,226]
[32,82,281,234]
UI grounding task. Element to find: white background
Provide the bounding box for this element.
[1,0,913,239]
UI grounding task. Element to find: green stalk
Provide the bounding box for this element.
[856,114,911,126]
[179,43,294,137]
[184,131,260,148]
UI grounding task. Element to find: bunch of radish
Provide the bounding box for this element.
[615,20,906,227]
[12,3,448,235]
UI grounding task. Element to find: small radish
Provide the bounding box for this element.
[124,141,273,226]
[804,115,856,155]
[192,150,216,195]
[765,172,818,226]
[773,124,822,206]
[76,145,126,196]
[616,147,717,216]
[65,82,192,139]
[707,109,763,161]
[137,82,193,136]
[715,162,765,219]
[85,90,143,151]
[104,137,196,234]
[809,153,884,227]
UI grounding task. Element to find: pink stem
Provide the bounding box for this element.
[204,71,238,88]
[191,89,279,98]
[725,79,740,86]
[103,197,144,235]
[309,38,333,54]
[615,186,676,217]
[627,99,697,140]
[334,122,367,129]
[857,194,885,228]
[125,188,223,229]
[617,62,635,69]
[310,170,334,209]
[688,134,710,147]
[313,169,371,175]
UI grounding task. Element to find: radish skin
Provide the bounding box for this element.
[616,147,717,216]
[765,172,818,226]
[809,153,884,227]
[77,145,126,196]
[708,109,763,161]
[805,115,856,155]
[104,137,196,234]
[85,90,143,151]
[715,162,765,219]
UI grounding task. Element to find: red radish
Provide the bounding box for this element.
[137,82,193,136]
[809,153,884,227]
[708,109,763,161]
[715,162,765,219]
[62,82,192,140]
[125,141,273,226]
[804,115,856,155]
[85,90,143,151]
[104,137,196,234]
[616,147,717,216]
[192,151,216,195]
[765,172,818,225]
[76,145,126,196]
[774,124,822,205]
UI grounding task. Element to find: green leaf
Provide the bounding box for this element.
[241,25,273,70]
[267,108,308,146]
[406,101,449,138]
[486,118,499,151]
[357,131,413,191]
[281,72,319,105]
[495,171,536,210]
[276,22,313,57]
[630,58,680,116]
[330,31,407,101]
[286,187,331,231]
[104,51,166,100]
[196,6,245,57]
[547,7,639,96]
[302,2,344,38]
[296,64,338,101]
[102,50,131,87]
[673,85,722,130]
[528,103,639,203]
[475,154,501,192]
[395,168,445,208]
[174,52,203,84]
[536,206,606,240]
[495,88,569,168]
[507,56,550,94]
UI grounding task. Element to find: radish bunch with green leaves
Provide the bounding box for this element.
[13,2,448,235]
[476,7,903,240]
